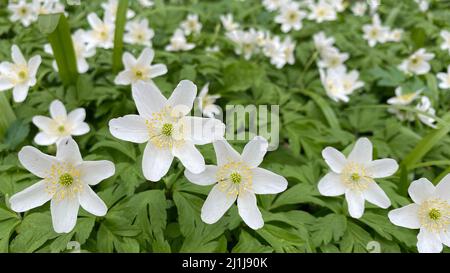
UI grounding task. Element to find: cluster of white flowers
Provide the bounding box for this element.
[165,14,200,52]
[387,87,436,128]
[8,0,65,27]
[314,32,364,102]
[398,48,435,76]
[362,14,404,47]
[223,14,296,69]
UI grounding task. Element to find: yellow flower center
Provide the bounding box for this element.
[230,172,242,184]
[217,161,253,197]
[45,163,83,201]
[146,107,185,149]
[419,199,450,233]
[429,208,441,221]
[161,123,173,136]
[59,173,74,187]
[57,125,65,133]
[341,162,372,191]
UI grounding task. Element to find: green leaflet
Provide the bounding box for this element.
[0,93,16,141]
[299,90,341,130]
[112,0,129,73]
[38,13,78,86]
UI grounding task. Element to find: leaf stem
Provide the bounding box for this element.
[112,0,128,73]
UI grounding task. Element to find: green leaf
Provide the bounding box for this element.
[310,214,347,247]
[256,224,305,253]
[300,90,341,130]
[3,119,30,150]
[232,230,273,253]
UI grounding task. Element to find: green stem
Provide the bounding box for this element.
[39,13,78,86]
[112,0,128,73]
[0,93,16,141]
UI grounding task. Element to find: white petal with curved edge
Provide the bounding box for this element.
[435,174,450,200]
[18,146,58,178]
[78,160,115,185]
[173,142,205,174]
[440,229,450,247]
[348,137,372,163]
[166,80,197,115]
[71,123,90,136]
[87,13,103,30]
[238,192,264,230]
[241,136,268,168]
[149,64,168,78]
[417,228,443,253]
[184,165,218,186]
[56,138,83,165]
[11,45,26,65]
[322,147,347,173]
[408,178,435,204]
[388,203,420,229]
[9,180,52,212]
[132,81,167,118]
[77,58,89,73]
[122,51,137,69]
[136,47,155,67]
[367,159,398,178]
[363,182,391,208]
[34,132,58,146]
[0,76,14,91]
[109,115,149,143]
[213,140,241,166]
[318,172,346,196]
[50,100,67,120]
[181,116,225,145]
[114,70,133,85]
[67,108,86,125]
[28,55,41,77]
[201,185,236,224]
[142,142,174,181]
[252,167,288,194]
[51,197,80,233]
[12,84,29,103]
[32,116,55,132]
[345,190,365,218]
[79,186,107,216]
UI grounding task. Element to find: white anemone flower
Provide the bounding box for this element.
[180,14,202,36]
[313,32,335,56]
[185,137,288,230]
[362,14,389,47]
[220,13,239,32]
[165,29,196,52]
[440,30,450,55]
[387,87,421,106]
[307,0,337,23]
[387,29,404,43]
[32,100,90,146]
[85,13,115,49]
[398,49,435,76]
[124,19,155,47]
[8,0,37,27]
[317,48,349,70]
[262,0,288,11]
[44,29,96,74]
[416,96,436,128]
[318,138,398,218]
[114,47,167,88]
[274,1,306,33]
[196,83,221,118]
[32,0,65,15]
[0,45,41,103]
[101,0,135,21]
[437,65,450,90]
[351,2,367,16]
[9,138,115,233]
[138,0,154,7]
[226,30,259,60]
[319,68,349,103]
[109,80,226,181]
[388,176,450,253]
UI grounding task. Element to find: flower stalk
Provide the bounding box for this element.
[112,0,129,73]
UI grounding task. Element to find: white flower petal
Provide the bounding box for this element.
[132,81,167,119]
[71,123,90,136]
[184,165,218,186]
[9,180,52,212]
[142,142,174,181]
[363,182,391,208]
[50,100,67,120]
[136,47,155,67]
[108,115,149,143]
[67,108,86,125]
[78,160,115,185]
[252,167,288,194]
[12,84,29,103]
[28,55,41,77]
[18,146,57,178]
[149,64,167,78]
[241,136,268,168]
[166,80,197,115]
[173,142,205,174]
[201,184,236,224]
[434,174,450,200]
[348,137,372,163]
[51,197,79,233]
[388,203,420,229]
[237,192,264,230]
[213,139,241,166]
[345,190,365,218]
[122,52,137,70]
[114,70,133,85]
[367,159,398,178]
[181,116,225,145]
[78,186,107,216]
[322,147,347,173]
[11,45,26,65]
[318,172,346,196]
[32,116,55,132]
[0,76,14,91]
[56,138,83,165]
[34,132,58,146]
[408,178,435,204]
[417,228,443,253]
